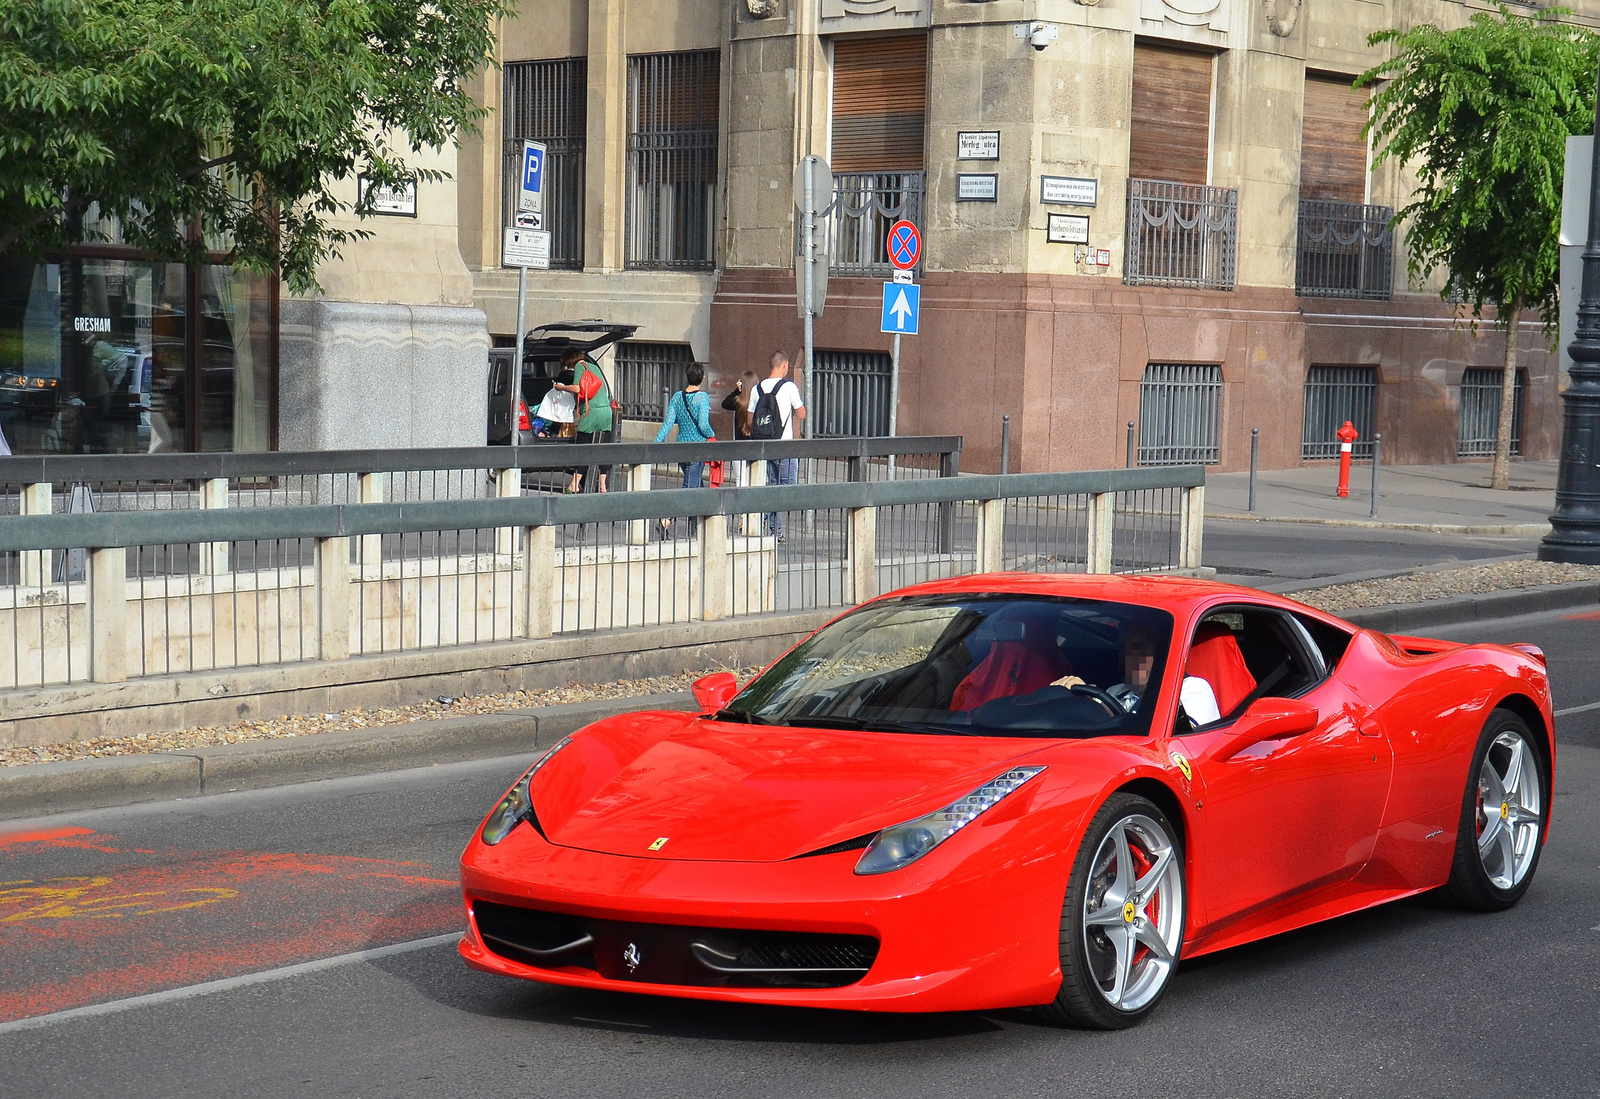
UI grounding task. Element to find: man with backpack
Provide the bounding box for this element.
[749,350,805,542]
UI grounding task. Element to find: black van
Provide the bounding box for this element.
[487,319,639,445]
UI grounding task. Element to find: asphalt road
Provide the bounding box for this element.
[1203,519,1542,590]
[1,608,1597,1099]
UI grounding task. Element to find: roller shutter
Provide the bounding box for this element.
[1129,43,1213,185]
[1300,74,1370,204]
[830,35,927,172]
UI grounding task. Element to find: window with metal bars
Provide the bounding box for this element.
[1458,369,1526,458]
[626,50,719,270]
[1302,366,1377,459]
[613,342,697,421]
[503,58,587,270]
[1138,364,1222,466]
[813,350,891,438]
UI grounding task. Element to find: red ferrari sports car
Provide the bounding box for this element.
[458,574,1553,1028]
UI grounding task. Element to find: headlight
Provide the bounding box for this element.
[480,736,572,846]
[854,766,1045,875]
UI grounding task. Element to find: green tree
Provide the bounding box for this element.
[0,0,506,294]
[1360,5,1597,488]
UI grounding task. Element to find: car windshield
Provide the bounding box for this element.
[721,594,1174,739]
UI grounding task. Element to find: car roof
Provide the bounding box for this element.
[870,572,1333,622]
[523,320,640,359]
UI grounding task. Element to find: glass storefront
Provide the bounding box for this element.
[0,252,275,455]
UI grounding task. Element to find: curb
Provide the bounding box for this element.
[1330,580,1600,633]
[1206,513,1550,536]
[0,691,694,822]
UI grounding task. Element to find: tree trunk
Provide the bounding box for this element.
[1492,298,1522,491]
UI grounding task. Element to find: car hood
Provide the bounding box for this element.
[532,711,1048,862]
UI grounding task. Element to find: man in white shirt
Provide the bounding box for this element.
[758,351,805,541]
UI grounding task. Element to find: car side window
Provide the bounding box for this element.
[1293,613,1353,671]
[1176,606,1328,732]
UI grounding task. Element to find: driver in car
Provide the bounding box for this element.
[1050,620,1221,725]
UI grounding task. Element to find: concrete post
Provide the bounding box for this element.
[199,477,230,575]
[627,461,652,545]
[316,536,352,661]
[701,513,730,621]
[89,546,129,682]
[358,471,384,577]
[19,482,51,589]
[524,524,556,639]
[495,467,521,556]
[848,506,877,604]
[1087,492,1116,574]
[976,497,1006,574]
[1179,484,1206,570]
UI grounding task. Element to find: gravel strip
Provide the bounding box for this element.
[1292,560,1600,613]
[0,667,760,768]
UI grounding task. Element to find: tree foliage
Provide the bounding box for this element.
[0,0,506,292]
[1359,5,1598,332]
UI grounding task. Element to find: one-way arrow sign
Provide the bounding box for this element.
[880,282,921,335]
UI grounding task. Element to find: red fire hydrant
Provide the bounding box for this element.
[1335,420,1360,498]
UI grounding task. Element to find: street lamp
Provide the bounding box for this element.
[1540,67,1600,564]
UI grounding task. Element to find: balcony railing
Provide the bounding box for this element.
[1296,200,1394,301]
[799,172,925,278]
[1125,179,1237,291]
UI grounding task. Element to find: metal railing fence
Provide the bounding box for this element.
[813,350,892,438]
[0,459,1203,692]
[1138,364,1223,466]
[613,342,698,421]
[1295,200,1393,301]
[1125,178,1237,291]
[805,172,925,277]
[1458,369,1525,458]
[1302,366,1377,460]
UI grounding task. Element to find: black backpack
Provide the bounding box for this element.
[749,380,787,440]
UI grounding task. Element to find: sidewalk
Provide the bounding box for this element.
[1206,460,1556,532]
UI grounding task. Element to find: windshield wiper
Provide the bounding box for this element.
[713,708,781,726]
[784,715,976,736]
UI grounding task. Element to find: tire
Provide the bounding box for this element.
[1038,793,1185,1029]
[1442,708,1548,912]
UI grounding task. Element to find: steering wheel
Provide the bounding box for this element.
[1067,682,1125,718]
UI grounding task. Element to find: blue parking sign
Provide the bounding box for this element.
[518,140,546,218]
[880,283,920,335]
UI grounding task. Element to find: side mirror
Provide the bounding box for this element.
[691,671,739,714]
[1211,696,1319,761]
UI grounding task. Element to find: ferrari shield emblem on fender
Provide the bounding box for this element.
[1168,750,1192,782]
[623,943,643,972]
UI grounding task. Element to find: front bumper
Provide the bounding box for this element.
[458,820,1067,1013]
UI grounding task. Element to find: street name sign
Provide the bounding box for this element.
[880,282,921,335]
[503,227,551,269]
[957,131,1000,160]
[517,140,546,228]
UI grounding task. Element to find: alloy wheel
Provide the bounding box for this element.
[1475,729,1542,891]
[1081,813,1184,1012]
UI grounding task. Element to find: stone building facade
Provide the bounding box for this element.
[456,0,1597,473]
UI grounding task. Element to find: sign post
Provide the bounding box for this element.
[793,155,831,442]
[883,220,922,470]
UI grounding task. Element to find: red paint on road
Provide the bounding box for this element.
[0,830,462,1022]
[0,826,94,848]
[1562,609,1600,621]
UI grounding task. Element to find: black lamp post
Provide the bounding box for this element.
[1540,69,1600,564]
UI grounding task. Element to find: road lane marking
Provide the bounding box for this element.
[0,932,461,1035]
[1555,701,1600,717]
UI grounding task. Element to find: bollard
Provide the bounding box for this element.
[1248,427,1259,512]
[1370,432,1382,518]
[1126,421,1135,468]
[1335,420,1359,498]
[1000,414,1011,475]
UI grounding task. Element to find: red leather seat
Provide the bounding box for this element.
[1186,623,1257,717]
[951,641,1072,712]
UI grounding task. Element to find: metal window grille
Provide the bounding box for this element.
[1458,369,1526,458]
[1125,179,1238,291]
[1302,366,1377,459]
[625,50,719,271]
[802,173,925,277]
[613,342,697,421]
[1138,364,1222,466]
[813,350,892,437]
[1295,200,1393,301]
[503,58,587,270]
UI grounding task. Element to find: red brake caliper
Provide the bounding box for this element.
[1130,843,1156,966]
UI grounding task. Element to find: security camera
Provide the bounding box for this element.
[1015,21,1058,51]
